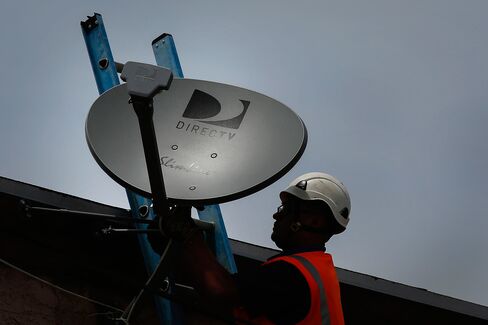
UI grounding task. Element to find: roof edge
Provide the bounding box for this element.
[228,239,488,320]
[2,175,487,320]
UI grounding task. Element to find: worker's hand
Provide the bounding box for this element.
[159,205,200,242]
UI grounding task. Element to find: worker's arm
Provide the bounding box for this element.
[153,206,239,308]
[178,231,240,305]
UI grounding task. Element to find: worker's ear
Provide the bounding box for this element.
[290,222,302,232]
[299,213,327,229]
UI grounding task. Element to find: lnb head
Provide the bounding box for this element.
[121,61,173,99]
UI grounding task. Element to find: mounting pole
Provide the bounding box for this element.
[151,34,238,273]
[120,61,174,220]
[81,14,174,324]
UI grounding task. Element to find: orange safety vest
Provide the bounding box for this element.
[234,251,345,325]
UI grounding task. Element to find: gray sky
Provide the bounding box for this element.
[1,0,487,306]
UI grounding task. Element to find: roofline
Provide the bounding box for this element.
[229,239,488,320]
[0,176,128,215]
[1,175,487,320]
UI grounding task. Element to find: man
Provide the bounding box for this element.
[156,172,350,324]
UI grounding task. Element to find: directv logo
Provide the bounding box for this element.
[175,89,250,141]
[183,89,250,129]
[176,121,237,140]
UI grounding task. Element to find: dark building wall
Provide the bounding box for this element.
[0,264,99,325]
[1,177,488,324]
[0,193,161,324]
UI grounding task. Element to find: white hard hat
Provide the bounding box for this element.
[280,172,351,233]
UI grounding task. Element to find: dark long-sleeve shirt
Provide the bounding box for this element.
[234,245,326,325]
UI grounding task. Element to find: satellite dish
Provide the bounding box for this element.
[86,78,307,204]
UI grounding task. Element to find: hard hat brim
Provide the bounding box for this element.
[280,188,348,233]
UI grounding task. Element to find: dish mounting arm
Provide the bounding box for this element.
[121,61,174,218]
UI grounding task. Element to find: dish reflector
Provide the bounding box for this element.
[86,79,307,204]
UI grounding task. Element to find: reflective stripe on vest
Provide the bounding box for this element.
[233,252,344,325]
[288,255,330,324]
[269,252,345,325]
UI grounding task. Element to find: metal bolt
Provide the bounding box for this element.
[98,58,109,70]
[138,205,149,218]
[189,186,196,191]
[211,153,217,158]
[160,278,170,293]
[171,145,178,150]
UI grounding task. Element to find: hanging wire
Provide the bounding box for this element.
[0,256,124,314]
[116,238,173,324]
[0,254,256,325]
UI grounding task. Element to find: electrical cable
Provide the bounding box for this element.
[0,255,255,325]
[117,238,173,324]
[0,256,124,314]
[1,225,250,324]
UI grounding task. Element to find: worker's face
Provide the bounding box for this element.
[271,196,299,249]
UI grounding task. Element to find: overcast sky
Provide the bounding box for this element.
[1,0,487,307]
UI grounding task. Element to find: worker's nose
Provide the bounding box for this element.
[273,212,279,220]
[273,210,283,221]
[273,205,285,220]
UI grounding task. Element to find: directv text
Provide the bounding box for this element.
[176,121,236,140]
